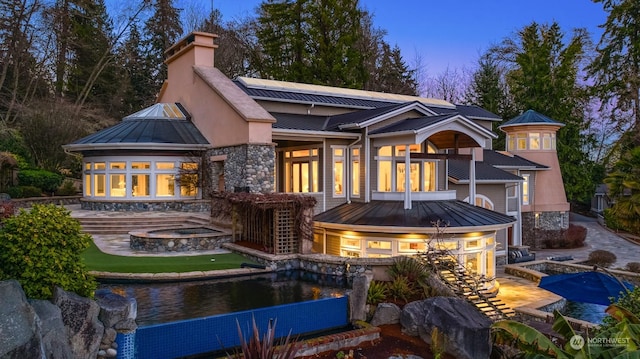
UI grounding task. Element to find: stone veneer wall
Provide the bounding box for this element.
[521,211,570,248]
[80,199,211,212]
[207,144,275,194]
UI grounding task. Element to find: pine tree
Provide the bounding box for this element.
[117,24,153,116]
[588,0,640,146]
[494,22,597,203]
[143,0,183,94]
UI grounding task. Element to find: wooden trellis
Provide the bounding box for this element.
[216,192,315,255]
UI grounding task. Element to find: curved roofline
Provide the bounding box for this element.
[63,143,211,152]
[313,221,514,233]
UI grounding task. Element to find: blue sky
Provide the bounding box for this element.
[210,0,607,75]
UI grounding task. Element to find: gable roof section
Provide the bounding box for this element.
[452,104,502,121]
[64,103,210,152]
[194,67,275,123]
[330,101,437,130]
[314,200,515,232]
[482,150,548,169]
[500,109,565,128]
[448,160,524,183]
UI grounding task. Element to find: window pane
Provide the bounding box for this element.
[522,174,530,205]
[351,160,360,196]
[367,240,391,249]
[292,150,310,157]
[507,135,515,151]
[84,174,91,196]
[399,242,426,252]
[156,174,175,196]
[409,163,419,192]
[95,163,106,170]
[333,160,344,195]
[110,174,126,197]
[180,174,198,196]
[156,162,174,170]
[517,134,527,150]
[132,162,150,169]
[181,162,198,170]
[396,163,406,191]
[110,162,125,169]
[132,174,150,197]
[529,133,540,150]
[85,163,91,170]
[543,134,552,149]
[378,146,392,156]
[94,174,105,196]
[378,161,392,191]
[352,148,359,156]
[312,160,319,192]
[423,162,435,191]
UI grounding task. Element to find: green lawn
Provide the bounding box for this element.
[81,242,256,273]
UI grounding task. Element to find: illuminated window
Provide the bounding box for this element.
[466,194,494,210]
[551,133,556,149]
[367,240,391,249]
[542,133,552,149]
[522,174,530,205]
[132,174,149,197]
[535,212,540,228]
[283,148,320,193]
[341,237,360,249]
[180,162,199,197]
[333,147,345,197]
[110,174,126,197]
[399,241,426,252]
[377,144,437,192]
[529,133,540,150]
[94,174,105,196]
[517,134,527,150]
[507,135,516,151]
[156,174,175,197]
[351,148,360,197]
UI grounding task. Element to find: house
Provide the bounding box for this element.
[64,32,570,282]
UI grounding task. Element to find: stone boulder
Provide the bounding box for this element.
[29,299,74,359]
[0,280,44,358]
[95,289,137,331]
[349,272,372,322]
[53,287,104,359]
[370,302,401,326]
[401,297,492,359]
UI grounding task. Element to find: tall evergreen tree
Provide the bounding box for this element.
[66,0,117,110]
[116,24,152,116]
[494,22,597,203]
[604,146,640,234]
[588,0,640,146]
[371,43,417,95]
[465,52,518,150]
[143,0,182,95]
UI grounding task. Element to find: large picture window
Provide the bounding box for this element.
[332,147,345,197]
[351,147,360,197]
[376,144,437,193]
[82,156,201,200]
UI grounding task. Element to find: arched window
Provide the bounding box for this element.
[464,194,494,210]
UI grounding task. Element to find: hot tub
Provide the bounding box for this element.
[129,226,232,252]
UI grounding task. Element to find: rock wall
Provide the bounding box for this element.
[206,144,275,194]
[0,280,137,359]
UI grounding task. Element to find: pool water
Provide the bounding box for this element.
[559,300,608,324]
[98,271,349,326]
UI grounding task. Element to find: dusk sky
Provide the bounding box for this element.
[209,0,608,76]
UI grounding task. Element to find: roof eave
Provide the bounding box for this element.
[313,221,515,233]
[273,128,360,139]
[63,143,212,152]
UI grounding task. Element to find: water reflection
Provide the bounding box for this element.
[560,301,608,324]
[98,271,349,326]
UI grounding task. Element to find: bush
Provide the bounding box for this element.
[367,280,387,305]
[0,204,96,299]
[604,208,623,231]
[586,250,617,268]
[17,169,63,193]
[598,286,640,335]
[56,180,78,196]
[7,185,43,198]
[564,224,587,248]
[386,276,414,303]
[0,201,14,221]
[626,262,640,273]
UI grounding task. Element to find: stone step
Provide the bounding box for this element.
[77,216,210,235]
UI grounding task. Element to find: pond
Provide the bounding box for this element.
[98,271,350,326]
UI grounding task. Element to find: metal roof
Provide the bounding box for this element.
[271,113,330,131]
[482,150,548,169]
[65,103,209,151]
[369,114,455,135]
[448,159,524,182]
[314,200,516,229]
[500,109,565,128]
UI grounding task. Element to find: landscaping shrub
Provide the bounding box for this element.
[604,208,623,231]
[540,224,586,249]
[366,280,387,305]
[586,249,617,268]
[17,169,63,193]
[598,286,640,335]
[5,186,23,199]
[0,204,96,299]
[226,316,299,359]
[626,262,640,273]
[0,200,14,221]
[6,185,43,198]
[386,276,414,303]
[56,179,78,196]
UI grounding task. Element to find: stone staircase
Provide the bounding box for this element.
[422,252,516,321]
[75,215,211,235]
